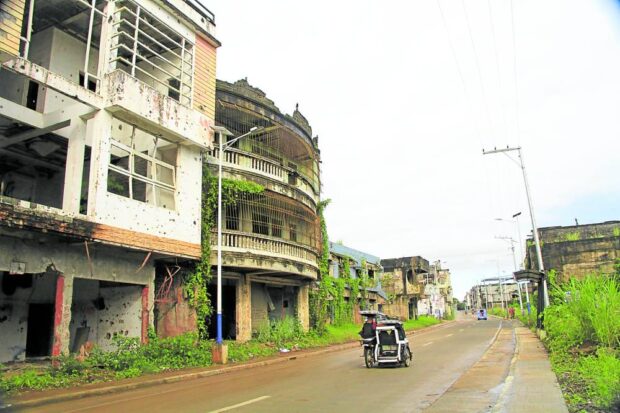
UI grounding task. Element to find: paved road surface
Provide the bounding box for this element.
[19,317,505,413]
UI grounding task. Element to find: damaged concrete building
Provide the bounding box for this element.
[0,0,219,362]
[203,79,321,341]
[328,242,386,323]
[525,220,620,281]
[381,257,454,320]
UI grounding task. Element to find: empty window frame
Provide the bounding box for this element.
[109,0,194,106]
[108,118,177,210]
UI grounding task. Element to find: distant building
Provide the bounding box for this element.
[468,279,521,310]
[525,220,620,281]
[380,256,429,320]
[328,242,386,323]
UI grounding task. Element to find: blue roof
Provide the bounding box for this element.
[329,242,382,267]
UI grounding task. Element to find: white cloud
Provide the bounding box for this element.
[208,0,620,299]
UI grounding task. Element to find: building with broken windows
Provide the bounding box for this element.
[328,242,386,322]
[202,79,321,341]
[380,257,455,319]
[380,256,430,320]
[0,0,219,362]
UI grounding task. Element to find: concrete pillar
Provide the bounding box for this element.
[297,283,309,332]
[86,110,113,218]
[52,274,73,357]
[62,117,87,213]
[235,275,252,342]
[141,285,149,344]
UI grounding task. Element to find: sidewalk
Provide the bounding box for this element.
[3,320,454,409]
[425,321,568,413]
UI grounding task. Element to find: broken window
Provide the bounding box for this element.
[109,0,194,106]
[108,118,177,210]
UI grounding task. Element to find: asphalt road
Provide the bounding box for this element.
[19,317,503,413]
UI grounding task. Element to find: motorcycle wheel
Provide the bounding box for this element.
[364,347,375,368]
[402,348,412,367]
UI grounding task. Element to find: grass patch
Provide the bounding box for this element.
[403,315,441,330]
[544,273,620,412]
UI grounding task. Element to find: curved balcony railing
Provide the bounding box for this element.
[215,230,319,274]
[207,148,319,206]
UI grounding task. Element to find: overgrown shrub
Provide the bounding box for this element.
[256,316,304,348]
[544,272,620,411]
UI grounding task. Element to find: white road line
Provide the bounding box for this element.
[459,329,464,332]
[208,396,271,413]
[422,341,433,347]
[445,333,454,338]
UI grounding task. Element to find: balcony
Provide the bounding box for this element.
[217,230,318,279]
[208,147,319,208]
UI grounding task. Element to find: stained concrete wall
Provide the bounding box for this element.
[70,279,143,352]
[0,236,154,361]
[0,272,56,362]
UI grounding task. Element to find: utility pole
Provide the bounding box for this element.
[483,146,549,308]
[495,236,524,314]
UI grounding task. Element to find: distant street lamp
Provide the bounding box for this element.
[212,125,262,348]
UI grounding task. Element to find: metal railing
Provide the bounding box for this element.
[109,0,194,106]
[208,148,319,205]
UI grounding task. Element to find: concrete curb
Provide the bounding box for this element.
[5,320,456,409]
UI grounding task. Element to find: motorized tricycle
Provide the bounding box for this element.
[359,310,412,368]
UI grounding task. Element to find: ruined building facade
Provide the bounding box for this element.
[205,79,321,341]
[0,0,219,362]
[328,242,386,323]
[525,220,620,281]
[381,257,454,320]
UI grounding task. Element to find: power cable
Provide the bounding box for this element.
[461,0,494,138]
[510,0,521,145]
[487,0,508,142]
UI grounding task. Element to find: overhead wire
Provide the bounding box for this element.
[510,0,521,146]
[461,0,494,140]
[487,0,509,142]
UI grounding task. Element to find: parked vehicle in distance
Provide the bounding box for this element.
[477,308,488,320]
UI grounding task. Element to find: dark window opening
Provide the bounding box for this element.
[252,212,269,235]
[368,269,375,279]
[79,73,97,92]
[168,78,180,101]
[407,269,414,284]
[26,81,39,110]
[272,217,282,238]
[289,224,297,242]
[225,204,239,230]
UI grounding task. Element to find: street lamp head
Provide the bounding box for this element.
[250,126,259,132]
[512,212,522,218]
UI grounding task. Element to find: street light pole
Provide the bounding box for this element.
[213,126,261,346]
[483,146,549,308]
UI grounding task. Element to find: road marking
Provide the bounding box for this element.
[459,329,464,332]
[208,396,271,413]
[445,333,454,338]
[422,341,433,347]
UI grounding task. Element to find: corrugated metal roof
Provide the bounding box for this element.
[329,242,382,267]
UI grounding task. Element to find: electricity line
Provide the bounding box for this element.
[510,0,520,145]
[461,0,494,138]
[487,0,508,141]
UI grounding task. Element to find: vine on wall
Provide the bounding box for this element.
[310,199,332,332]
[184,168,264,337]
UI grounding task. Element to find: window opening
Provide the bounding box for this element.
[109,0,194,106]
[108,118,177,210]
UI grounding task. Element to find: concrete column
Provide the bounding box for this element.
[86,110,112,217]
[297,283,309,332]
[235,275,252,342]
[52,274,73,357]
[62,118,86,213]
[141,285,149,344]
